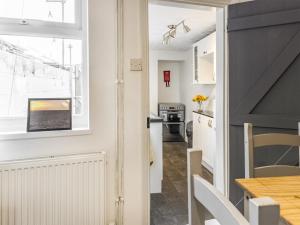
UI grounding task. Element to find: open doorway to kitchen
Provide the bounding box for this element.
[148,1,227,225]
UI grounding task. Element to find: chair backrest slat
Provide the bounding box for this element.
[254,133,300,147]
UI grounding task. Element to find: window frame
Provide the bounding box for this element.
[0,0,90,134]
[0,0,83,33]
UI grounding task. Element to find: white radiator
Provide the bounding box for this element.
[0,152,106,225]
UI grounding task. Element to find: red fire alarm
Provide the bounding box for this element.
[163,70,171,87]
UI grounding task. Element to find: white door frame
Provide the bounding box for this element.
[141,1,230,224]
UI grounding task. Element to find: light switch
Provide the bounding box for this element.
[130,58,143,71]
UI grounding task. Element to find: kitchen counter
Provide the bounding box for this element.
[150,114,163,123]
[193,110,214,118]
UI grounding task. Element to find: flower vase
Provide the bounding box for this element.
[197,102,203,112]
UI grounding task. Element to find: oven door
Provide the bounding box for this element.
[167,113,180,122]
[162,122,185,142]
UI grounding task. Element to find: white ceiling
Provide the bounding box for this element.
[149,3,216,51]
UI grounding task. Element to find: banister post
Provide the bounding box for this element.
[249,197,280,225]
[187,149,204,225]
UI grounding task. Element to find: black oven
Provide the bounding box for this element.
[167,113,181,122]
[158,103,185,142]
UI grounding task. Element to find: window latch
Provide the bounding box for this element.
[19,20,29,25]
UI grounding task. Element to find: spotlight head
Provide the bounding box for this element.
[183,23,191,33]
[165,36,170,44]
[162,35,170,45]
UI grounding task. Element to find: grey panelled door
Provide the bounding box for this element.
[228,0,300,209]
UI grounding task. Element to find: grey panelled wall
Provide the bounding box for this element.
[228,0,300,209]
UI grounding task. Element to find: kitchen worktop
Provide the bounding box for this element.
[193,110,214,118]
[150,114,163,123]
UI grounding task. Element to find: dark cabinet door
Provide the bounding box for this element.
[228,0,300,209]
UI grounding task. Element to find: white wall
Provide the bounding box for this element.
[149,50,186,114]
[158,61,182,103]
[0,0,117,224]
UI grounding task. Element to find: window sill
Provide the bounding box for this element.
[0,128,92,141]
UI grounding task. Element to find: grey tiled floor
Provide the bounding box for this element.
[150,142,213,225]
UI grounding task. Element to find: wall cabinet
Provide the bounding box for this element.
[193,32,216,85]
[192,112,216,173]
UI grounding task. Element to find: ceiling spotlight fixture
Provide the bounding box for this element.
[162,20,191,45]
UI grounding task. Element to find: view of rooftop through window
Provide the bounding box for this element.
[0,0,83,118]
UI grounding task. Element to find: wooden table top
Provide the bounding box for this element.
[236,176,300,225]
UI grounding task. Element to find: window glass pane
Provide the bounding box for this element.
[0,0,75,23]
[0,35,82,117]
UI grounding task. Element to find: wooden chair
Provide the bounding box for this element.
[244,123,300,178]
[193,174,280,225]
[188,149,280,225]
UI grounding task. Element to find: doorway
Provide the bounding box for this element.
[147,1,227,225]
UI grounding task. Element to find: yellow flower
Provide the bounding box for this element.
[192,94,208,103]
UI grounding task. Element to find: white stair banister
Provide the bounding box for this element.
[249,197,280,225]
[193,175,280,225]
[187,149,204,225]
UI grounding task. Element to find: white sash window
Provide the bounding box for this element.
[0,0,89,134]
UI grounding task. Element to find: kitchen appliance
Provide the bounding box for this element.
[158,103,185,142]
